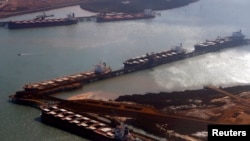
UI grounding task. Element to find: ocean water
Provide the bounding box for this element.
[1,0,250,140]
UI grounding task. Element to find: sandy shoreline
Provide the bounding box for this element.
[67,92,94,100]
[67,91,117,101]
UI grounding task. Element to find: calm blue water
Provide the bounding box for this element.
[1,0,250,140]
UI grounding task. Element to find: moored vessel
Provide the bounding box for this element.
[123,43,186,68]
[96,9,156,22]
[40,105,158,141]
[7,13,78,29]
[194,30,249,52]
[22,62,111,92]
[123,30,250,69]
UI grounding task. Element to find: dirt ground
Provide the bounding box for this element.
[3,0,82,9]
[115,85,250,140]
[0,0,198,18]
[179,96,250,124]
[0,0,84,18]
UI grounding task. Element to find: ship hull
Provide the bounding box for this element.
[194,39,249,52]
[8,19,78,29]
[96,13,155,22]
[122,31,250,70]
[41,113,114,141]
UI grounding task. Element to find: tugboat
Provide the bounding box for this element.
[96,9,156,22]
[7,13,78,29]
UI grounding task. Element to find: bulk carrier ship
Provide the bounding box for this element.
[40,105,159,141]
[96,9,156,22]
[123,30,249,68]
[194,30,248,52]
[18,62,111,94]
[7,13,78,29]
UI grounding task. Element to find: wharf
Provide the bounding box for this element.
[10,31,250,99]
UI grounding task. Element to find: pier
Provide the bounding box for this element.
[0,14,97,28]
[9,31,250,101]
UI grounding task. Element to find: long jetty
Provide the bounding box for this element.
[10,50,209,97]
[10,33,250,101]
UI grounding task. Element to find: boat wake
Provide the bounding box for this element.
[17,53,36,56]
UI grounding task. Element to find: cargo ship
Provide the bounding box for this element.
[7,13,78,29]
[40,105,158,141]
[123,43,186,68]
[10,31,250,98]
[96,9,156,22]
[9,62,112,103]
[21,62,111,92]
[123,30,249,69]
[194,30,248,52]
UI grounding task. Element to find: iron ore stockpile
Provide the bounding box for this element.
[9,31,250,141]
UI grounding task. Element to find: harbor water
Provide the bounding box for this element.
[1,0,250,140]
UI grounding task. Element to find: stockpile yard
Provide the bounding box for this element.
[115,85,250,140]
